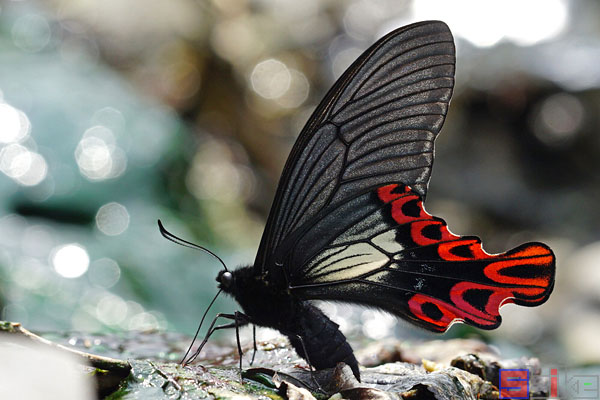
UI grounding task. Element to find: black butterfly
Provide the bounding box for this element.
[159,20,555,382]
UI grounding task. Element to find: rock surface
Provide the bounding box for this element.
[0,321,550,399]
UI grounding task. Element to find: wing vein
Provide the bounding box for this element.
[345,149,432,170]
[277,136,340,240]
[351,39,454,102]
[350,31,453,96]
[336,91,450,128]
[333,66,453,120]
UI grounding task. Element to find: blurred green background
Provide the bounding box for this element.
[0,0,599,372]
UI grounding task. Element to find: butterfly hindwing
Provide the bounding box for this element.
[288,183,555,332]
[255,21,456,272]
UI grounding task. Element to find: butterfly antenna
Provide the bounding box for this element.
[157,219,229,272]
[180,289,222,365]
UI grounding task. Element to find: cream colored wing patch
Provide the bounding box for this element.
[371,229,404,253]
[305,242,389,283]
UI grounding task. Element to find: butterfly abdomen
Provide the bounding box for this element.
[286,302,360,381]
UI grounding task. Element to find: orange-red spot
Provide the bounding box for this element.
[449,282,548,320]
[411,220,460,246]
[438,239,491,261]
[484,256,553,287]
[506,244,552,259]
[377,184,410,203]
[514,287,546,297]
[408,293,497,330]
[390,194,426,224]
[450,282,511,320]
[408,294,457,330]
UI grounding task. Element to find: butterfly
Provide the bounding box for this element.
[160,20,555,382]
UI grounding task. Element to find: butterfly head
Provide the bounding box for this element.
[216,270,234,290]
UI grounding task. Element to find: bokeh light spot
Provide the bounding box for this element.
[75,126,126,181]
[276,69,310,108]
[17,152,48,186]
[12,14,52,53]
[88,258,121,289]
[83,125,116,147]
[75,137,112,178]
[343,0,388,40]
[52,244,90,279]
[211,17,264,65]
[95,202,130,236]
[13,258,48,290]
[0,144,48,186]
[128,312,159,331]
[0,144,32,178]
[250,59,291,100]
[533,93,584,146]
[96,295,127,326]
[0,103,30,143]
[186,138,256,202]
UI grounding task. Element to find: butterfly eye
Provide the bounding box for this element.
[219,271,233,288]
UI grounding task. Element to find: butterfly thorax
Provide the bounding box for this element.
[220,265,297,329]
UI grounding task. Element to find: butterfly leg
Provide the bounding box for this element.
[184,313,249,365]
[233,311,245,383]
[281,330,324,393]
[249,325,257,366]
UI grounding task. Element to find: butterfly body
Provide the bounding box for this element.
[218,266,360,379]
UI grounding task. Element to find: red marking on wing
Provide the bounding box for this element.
[377,184,411,203]
[408,293,462,331]
[377,183,555,332]
[411,220,460,246]
[484,245,554,288]
[450,282,510,320]
[391,194,427,224]
[377,185,460,244]
[408,291,504,330]
[449,282,544,321]
[438,239,492,261]
[410,280,549,331]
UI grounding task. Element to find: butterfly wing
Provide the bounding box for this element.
[286,183,555,331]
[255,20,456,273]
[254,20,555,331]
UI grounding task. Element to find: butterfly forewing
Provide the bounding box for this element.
[254,21,456,272]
